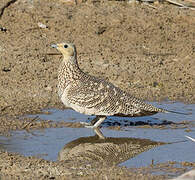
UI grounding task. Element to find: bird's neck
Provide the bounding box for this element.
[58,57,82,97]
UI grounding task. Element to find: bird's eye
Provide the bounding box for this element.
[64,44,68,48]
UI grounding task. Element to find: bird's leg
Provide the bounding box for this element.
[80,116,106,127]
[91,116,100,125]
[93,116,106,128]
[85,116,106,128]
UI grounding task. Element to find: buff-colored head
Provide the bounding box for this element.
[51,42,77,61]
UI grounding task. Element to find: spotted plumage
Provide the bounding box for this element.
[51,42,168,128]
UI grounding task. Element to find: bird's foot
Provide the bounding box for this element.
[85,125,96,129]
[79,121,91,126]
[85,124,103,129]
[80,122,100,129]
[80,116,106,129]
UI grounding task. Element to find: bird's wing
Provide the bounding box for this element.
[66,76,162,117]
[66,78,120,115]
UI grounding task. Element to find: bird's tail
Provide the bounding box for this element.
[159,108,190,115]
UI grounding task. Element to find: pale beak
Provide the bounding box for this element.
[51,44,58,48]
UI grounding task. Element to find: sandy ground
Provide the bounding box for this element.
[0,0,195,179]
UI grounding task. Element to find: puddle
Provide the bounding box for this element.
[28,101,194,127]
[0,102,195,169]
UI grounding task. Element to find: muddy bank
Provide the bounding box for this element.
[0,150,165,179]
[0,150,194,179]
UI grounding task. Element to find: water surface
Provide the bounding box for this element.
[0,102,194,168]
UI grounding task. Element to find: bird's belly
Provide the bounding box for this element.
[60,90,96,115]
[72,104,113,116]
[70,103,97,115]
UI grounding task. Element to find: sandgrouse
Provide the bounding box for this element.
[51,42,183,128]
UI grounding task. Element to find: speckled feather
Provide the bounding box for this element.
[56,43,165,118]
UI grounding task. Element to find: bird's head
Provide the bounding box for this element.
[51,42,77,63]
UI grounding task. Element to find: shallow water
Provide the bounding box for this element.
[0,102,194,168]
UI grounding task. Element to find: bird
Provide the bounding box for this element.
[51,42,186,129]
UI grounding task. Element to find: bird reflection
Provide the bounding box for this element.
[58,128,165,166]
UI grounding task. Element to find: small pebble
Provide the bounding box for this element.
[38,22,48,29]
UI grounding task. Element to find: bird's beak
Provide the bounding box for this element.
[51,44,58,48]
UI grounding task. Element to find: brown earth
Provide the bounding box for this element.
[0,0,195,179]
